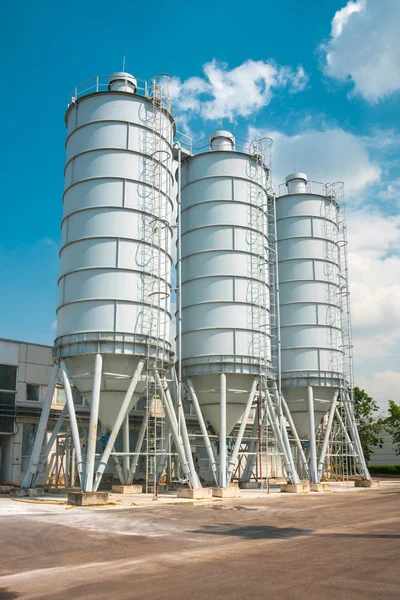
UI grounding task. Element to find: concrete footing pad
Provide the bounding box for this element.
[11,488,44,498]
[177,488,213,500]
[239,482,261,490]
[355,480,380,488]
[310,483,330,492]
[281,483,303,494]
[111,485,142,494]
[212,487,240,498]
[68,492,109,506]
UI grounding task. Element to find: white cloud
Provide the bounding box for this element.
[172,59,308,122]
[357,371,400,412]
[249,126,381,196]
[347,209,400,364]
[322,0,400,102]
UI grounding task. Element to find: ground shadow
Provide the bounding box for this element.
[189,525,400,541]
[188,525,313,540]
[0,588,22,599]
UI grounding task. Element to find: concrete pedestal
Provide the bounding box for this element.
[280,483,303,494]
[177,488,213,500]
[239,482,261,490]
[212,487,240,498]
[302,481,311,493]
[355,480,380,488]
[310,483,329,492]
[111,485,142,494]
[68,492,109,506]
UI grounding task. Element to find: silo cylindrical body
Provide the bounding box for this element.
[54,72,175,427]
[179,132,272,434]
[276,173,343,438]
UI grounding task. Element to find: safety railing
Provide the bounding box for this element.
[68,73,172,112]
[174,132,273,167]
[277,179,344,199]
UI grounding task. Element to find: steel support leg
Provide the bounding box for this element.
[227,379,257,484]
[60,362,85,488]
[219,373,227,488]
[317,389,340,481]
[265,390,301,484]
[111,447,126,484]
[344,393,371,481]
[281,394,310,480]
[240,401,264,483]
[123,415,130,480]
[21,363,59,488]
[93,360,144,491]
[32,403,68,487]
[187,378,218,486]
[170,370,201,488]
[85,353,102,492]
[154,370,197,488]
[307,386,318,483]
[126,412,148,484]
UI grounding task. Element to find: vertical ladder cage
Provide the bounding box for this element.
[140,74,173,493]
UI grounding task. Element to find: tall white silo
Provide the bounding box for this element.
[276,173,370,483]
[178,132,301,487]
[22,72,199,492]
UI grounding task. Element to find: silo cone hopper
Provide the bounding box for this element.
[64,354,147,430]
[191,374,257,435]
[283,386,336,440]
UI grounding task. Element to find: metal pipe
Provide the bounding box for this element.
[187,378,218,486]
[273,193,283,429]
[154,370,196,487]
[85,353,102,492]
[33,403,68,485]
[227,379,258,483]
[317,389,340,480]
[307,386,317,483]
[155,421,171,484]
[219,373,227,488]
[281,394,310,480]
[21,363,59,488]
[60,362,84,488]
[93,360,144,491]
[126,412,149,484]
[123,415,130,480]
[177,143,183,438]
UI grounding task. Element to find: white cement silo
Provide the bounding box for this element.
[22,72,199,492]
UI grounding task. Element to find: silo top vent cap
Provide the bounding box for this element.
[108,71,137,89]
[285,172,308,185]
[210,130,235,142]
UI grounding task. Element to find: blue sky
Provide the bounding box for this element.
[1,0,399,408]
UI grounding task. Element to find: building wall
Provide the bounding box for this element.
[369,432,399,466]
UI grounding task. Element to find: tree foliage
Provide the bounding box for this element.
[384,400,400,456]
[353,387,384,462]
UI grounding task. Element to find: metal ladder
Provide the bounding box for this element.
[140,75,172,493]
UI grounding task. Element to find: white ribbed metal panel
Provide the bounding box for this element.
[54,73,175,426]
[180,137,271,434]
[276,174,343,437]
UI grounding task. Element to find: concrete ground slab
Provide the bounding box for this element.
[0,482,399,599]
[68,492,110,506]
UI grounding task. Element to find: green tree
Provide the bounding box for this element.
[353,387,384,462]
[384,400,400,455]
